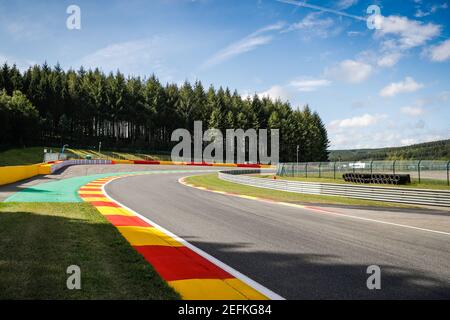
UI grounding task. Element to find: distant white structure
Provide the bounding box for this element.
[349,162,366,169]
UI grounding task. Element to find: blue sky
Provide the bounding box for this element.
[1,0,449,149]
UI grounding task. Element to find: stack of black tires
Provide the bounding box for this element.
[342,173,411,185]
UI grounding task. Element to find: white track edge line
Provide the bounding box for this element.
[179,176,450,237]
[101,176,285,301]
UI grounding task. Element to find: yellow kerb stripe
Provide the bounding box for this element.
[116,226,183,247]
[168,278,269,300]
[81,197,110,202]
[238,195,259,200]
[78,190,104,195]
[96,206,135,216]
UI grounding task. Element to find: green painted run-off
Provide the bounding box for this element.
[5,170,206,203]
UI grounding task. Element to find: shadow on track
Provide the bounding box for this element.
[179,237,450,300]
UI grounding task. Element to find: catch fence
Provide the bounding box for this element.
[277,160,450,186]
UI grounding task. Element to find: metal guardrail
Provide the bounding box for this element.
[50,159,112,173]
[219,170,450,207]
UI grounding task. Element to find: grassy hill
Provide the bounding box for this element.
[0,147,47,166]
[0,147,169,166]
[329,139,450,161]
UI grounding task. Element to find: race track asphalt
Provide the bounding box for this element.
[0,164,219,201]
[105,171,450,300]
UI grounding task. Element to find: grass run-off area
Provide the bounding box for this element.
[185,173,414,208]
[257,175,450,190]
[0,202,179,299]
[0,147,45,166]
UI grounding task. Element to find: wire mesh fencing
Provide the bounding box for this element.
[277,160,450,186]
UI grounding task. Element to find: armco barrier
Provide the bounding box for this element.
[218,170,450,207]
[50,159,113,173]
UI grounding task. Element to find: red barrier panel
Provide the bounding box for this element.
[187,162,213,166]
[236,164,261,168]
[133,160,161,165]
[93,160,265,167]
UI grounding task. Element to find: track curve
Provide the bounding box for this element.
[105,172,450,299]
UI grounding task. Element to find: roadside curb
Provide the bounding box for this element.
[78,175,283,300]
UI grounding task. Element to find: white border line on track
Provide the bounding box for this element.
[101,175,285,301]
[179,175,450,237]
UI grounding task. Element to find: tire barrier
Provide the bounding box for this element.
[218,170,450,207]
[342,173,411,185]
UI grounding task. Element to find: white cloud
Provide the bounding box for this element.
[80,37,177,81]
[347,31,364,37]
[336,0,358,9]
[0,54,35,72]
[415,3,448,18]
[241,85,293,102]
[426,39,450,62]
[289,78,331,92]
[329,114,387,129]
[439,91,449,102]
[245,76,331,104]
[375,15,441,49]
[207,35,272,63]
[276,0,366,21]
[415,9,431,18]
[399,93,449,116]
[401,106,425,116]
[258,85,292,101]
[379,77,424,97]
[284,13,338,39]
[325,59,373,83]
[327,92,449,149]
[202,22,284,68]
[400,138,419,145]
[377,52,402,67]
[366,15,442,68]
[330,129,448,149]
[0,13,47,41]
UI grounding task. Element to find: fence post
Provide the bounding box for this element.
[418,160,422,184]
[447,161,450,186]
[370,160,374,175]
[319,162,322,178]
[393,160,396,175]
[305,163,308,179]
[333,161,337,180]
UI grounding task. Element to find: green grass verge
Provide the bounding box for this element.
[0,202,180,299]
[256,175,450,190]
[185,173,414,208]
[0,147,45,166]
